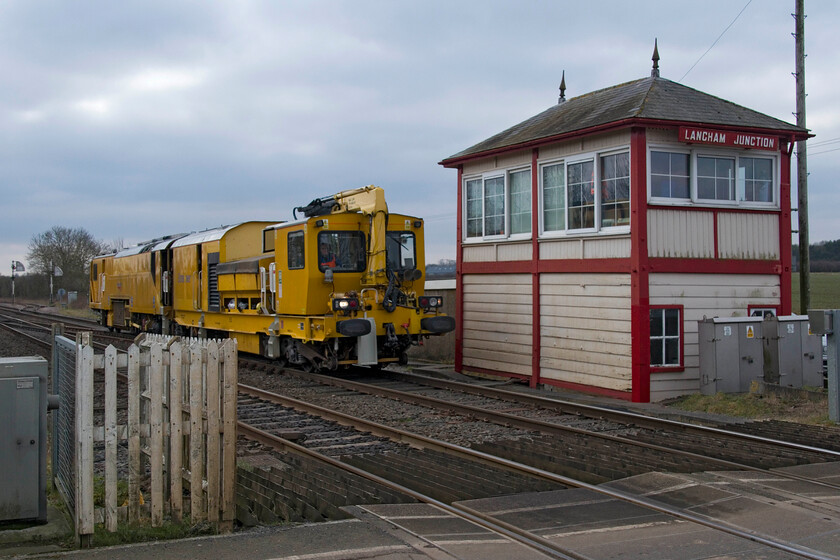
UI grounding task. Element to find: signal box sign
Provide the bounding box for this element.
[679,126,778,151]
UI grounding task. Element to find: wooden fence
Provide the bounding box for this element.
[73,333,237,542]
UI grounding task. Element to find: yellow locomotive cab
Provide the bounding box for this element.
[89,186,455,370]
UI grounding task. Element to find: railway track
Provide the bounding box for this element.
[0,306,133,353]
[4,307,840,557]
[239,361,840,475]
[235,376,840,560]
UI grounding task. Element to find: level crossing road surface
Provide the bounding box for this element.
[7,461,840,560]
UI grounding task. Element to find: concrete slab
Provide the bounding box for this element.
[462,489,668,533]
[775,461,840,486]
[0,505,71,557]
[9,520,435,560]
[548,519,783,560]
[691,495,840,542]
[355,503,555,560]
[601,471,698,495]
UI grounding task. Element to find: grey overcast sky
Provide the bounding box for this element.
[2,1,838,274]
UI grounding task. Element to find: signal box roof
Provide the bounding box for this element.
[441,76,810,166]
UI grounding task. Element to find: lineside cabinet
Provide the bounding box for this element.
[0,357,49,523]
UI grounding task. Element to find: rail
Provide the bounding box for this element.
[237,383,835,560]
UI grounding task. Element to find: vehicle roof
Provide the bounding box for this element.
[114,233,188,257]
[171,225,240,248]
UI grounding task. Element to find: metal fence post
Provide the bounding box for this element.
[828,311,840,423]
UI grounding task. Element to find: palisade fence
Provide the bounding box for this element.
[53,331,237,545]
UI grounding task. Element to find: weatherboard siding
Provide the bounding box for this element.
[539,273,632,392]
[717,212,780,260]
[462,149,531,177]
[647,209,715,259]
[461,274,533,376]
[539,236,631,260]
[648,272,781,401]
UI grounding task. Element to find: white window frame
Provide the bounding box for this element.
[537,147,632,238]
[462,166,532,243]
[647,144,779,209]
[695,151,738,205]
[565,155,597,234]
[648,147,692,202]
[538,159,567,237]
[598,150,632,232]
[650,306,682,368]
[482,173,506,240]
[508,167,532,239]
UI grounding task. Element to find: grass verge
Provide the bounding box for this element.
[667,390,831,425]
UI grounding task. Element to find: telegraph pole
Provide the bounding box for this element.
[795,0,810,313]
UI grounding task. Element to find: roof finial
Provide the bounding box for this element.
[651,38,660,78]
[558,70,566,104]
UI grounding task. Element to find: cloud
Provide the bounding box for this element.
[1,0,839,275]
[122,68,205,93]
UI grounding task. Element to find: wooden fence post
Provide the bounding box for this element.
[169,341,184,523]
[127,344,141,523]
[221,339,237,529]
[150,343,164,526]
[206,341,220,523]
[74,333,94,546]
[189,344,205,522]
[104,345,118,532]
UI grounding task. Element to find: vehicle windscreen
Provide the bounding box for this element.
[386,231,417,273]
[317,231,366,272]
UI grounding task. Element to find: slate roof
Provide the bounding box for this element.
[441,76,809,166]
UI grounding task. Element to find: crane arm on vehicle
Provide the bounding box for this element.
[331,186,389,286]
[295,185,390,287]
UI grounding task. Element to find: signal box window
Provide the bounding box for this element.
[650,151,690,199]
[386,232,417,272]
[483,176,505,236]
[317,231,366,272]
[650,307,682,368]
[739,157,774,203]
[542,162,566,232]
[697,156,735,201]
[567,160,595,230]
[288,231,305,270]
[600,152,630,227]
[510,170,531,235]
[465,178,483,238]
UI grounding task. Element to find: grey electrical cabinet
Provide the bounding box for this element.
[0,356,49,523]
[776,316,824,388]
[699,316,825,395]
[699,318,765,395]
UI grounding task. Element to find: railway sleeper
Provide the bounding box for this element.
[371,449,528,496]
[236,470,310,523]
[472,440,616,483]
[358,452,474,501]
[729,420,840,453]
[263,470,346,517]
[633,431,829,468]
[344,453,467,503]
[399,447,539,491]
[282,454,413,505]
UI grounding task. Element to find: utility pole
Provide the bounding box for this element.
[795,0,810,313]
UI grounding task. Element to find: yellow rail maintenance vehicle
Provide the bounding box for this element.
[89,233,186,333]
[89,186,455,370]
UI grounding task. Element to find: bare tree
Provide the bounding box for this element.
[100,237,125,254]
[26,226,106,293]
